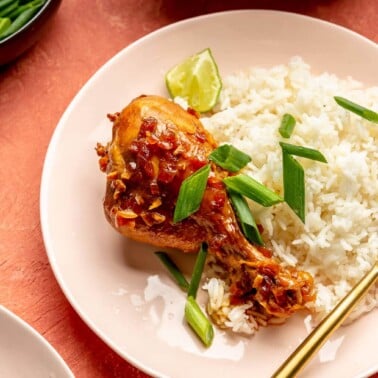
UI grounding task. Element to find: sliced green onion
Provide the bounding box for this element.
[334,96,378,124]
[185,296,214,347]
[279,113,296,138]
[187,243,208,298]
[279,142,327,163]
[155,252,189,291]
[282,152,305,222]
[173,164,210,223]
[228,190,264,245]
[209,144,251,172]
[223,174,283,207]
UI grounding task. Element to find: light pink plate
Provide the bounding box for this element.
[40,10,378,378]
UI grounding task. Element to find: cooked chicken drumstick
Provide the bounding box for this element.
[96,95,315,319]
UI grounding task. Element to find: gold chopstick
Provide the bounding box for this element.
[272,262,378,378]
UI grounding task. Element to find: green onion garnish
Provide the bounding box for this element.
[155,252,189,291]
[282,152,305,222]
[228,190,264,245]
[185,296,214,347]
[279,142,327,163]
[173,164,211,223]
[155,245,212,346]
[223,174,283,207]
[155,246,214,346]
[279,113,296,138]
[334,96,378,124]
[187,243,208,298]
[280,142,327,223]
[209,144,251,172]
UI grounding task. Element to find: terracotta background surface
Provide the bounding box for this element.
[0,1,377,377]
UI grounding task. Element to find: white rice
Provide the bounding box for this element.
[198,57,378,334]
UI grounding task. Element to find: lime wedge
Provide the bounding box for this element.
[165,48,222,113]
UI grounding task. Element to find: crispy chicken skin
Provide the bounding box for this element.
[97,95,315,319]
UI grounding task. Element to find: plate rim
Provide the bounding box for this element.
[40,9,378,378]
[0,305,74,377]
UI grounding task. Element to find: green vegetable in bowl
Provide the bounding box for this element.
[0,0,16,8]
[0,17,11,33]
[0,0,45,40]
[0,1,19,18]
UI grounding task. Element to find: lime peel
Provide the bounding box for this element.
[165,48,222,113]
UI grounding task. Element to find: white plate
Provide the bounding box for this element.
[0,306,74,377]
[40,10,378,378]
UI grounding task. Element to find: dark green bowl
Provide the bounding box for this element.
[0,0,62,66]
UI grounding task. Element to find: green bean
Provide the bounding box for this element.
[0,5,40,39]
[7,0,44,19]
[0,16,10,33]
[0,0,16,10]
[0,0,18,17]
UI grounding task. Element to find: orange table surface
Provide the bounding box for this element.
[0,1,377,377]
